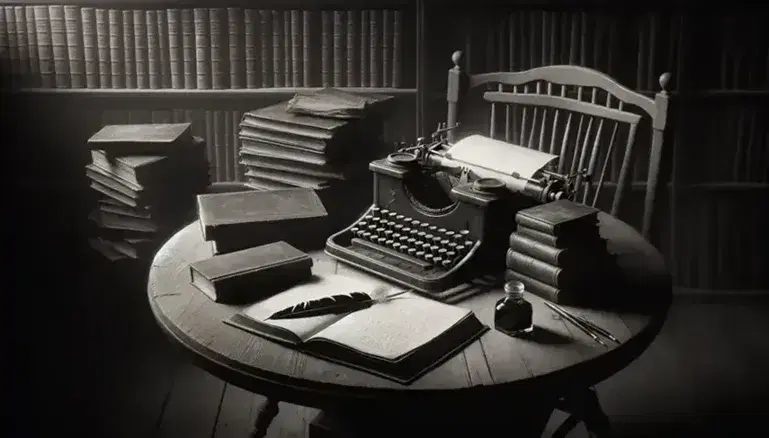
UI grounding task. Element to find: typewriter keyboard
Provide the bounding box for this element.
[346,207,477,275]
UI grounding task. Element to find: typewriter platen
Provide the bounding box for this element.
[325,124,580,299]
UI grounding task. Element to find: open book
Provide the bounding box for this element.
[224,275,488,384]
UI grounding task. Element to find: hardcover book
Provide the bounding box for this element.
[515,199,600,236]
[512,225,604,249]
[87,123,193,156]
[196,187,328,253]
[507,233,607,267]
[189,241,313,303]
[224,274,488,384]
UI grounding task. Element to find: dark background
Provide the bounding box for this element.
[4,1,768,436]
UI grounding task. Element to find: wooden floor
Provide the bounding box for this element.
[34,253,769,438]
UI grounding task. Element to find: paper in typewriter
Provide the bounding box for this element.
[446,135,558,191]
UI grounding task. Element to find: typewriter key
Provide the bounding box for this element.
[385,239,394,247]
[429,226,438,232]
[433,257,443,266]
[393,224,403,232]
[407,248,417,256]
[402,227,412,234]
[445,251,456,262]
[369,233,379,241]
[384,230,394,237]
[358,221,367,228]
[455,245,466,253]
[407,237,416,245]
[411,220,421,228]
[392,233,402,240]
[375,227,385,234]
[440,239,450,247]
[438,248,448,257]
[371,217,381,224]
[430,245,440,254]
[392,243,402,251]
[452,233,464,241]
[362,231,372,239]
[350,227,359,235]
[417,231,426,239]
[364,215,374,221]
[459,230,471,237]
[380,209,390,216]
[445,230,455,238]
[422,243,432,251]
[464,240,475,248]
[385,221,395,229]
[370,207,380,214]
[388,212,398,220]
[413,240,423,247]
[437,228,447,234]
[399,235,409,242]
[416,251,425,259]
[424,234,434,241]
[420,223,430,230]
[432,236,443,244]
[377,237,387,245]
[424,254,434,263]
[441,259,453,269]
[396,214,405,221]
[448,242,458,250]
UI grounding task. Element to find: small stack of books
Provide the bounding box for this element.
[86,123,210,261]
[504,200,614,305]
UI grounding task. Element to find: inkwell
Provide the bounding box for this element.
[495,280,534,337]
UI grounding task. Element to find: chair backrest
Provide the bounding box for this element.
[446,51,670,239]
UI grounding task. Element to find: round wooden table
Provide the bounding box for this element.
[148,212,671,437]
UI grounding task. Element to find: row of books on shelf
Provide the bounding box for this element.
[0,6,406,90]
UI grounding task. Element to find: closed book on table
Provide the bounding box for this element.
[197,187,328,253]
[505,251,581,289]
[515,199,599,236]
[224,274,488,384]
[189,241,313,303]
[507,233,607,267]
[87,123,194,156]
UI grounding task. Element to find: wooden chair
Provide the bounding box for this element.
[445,50,671,437]
[446,50,671,239]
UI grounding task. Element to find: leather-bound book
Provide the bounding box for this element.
[87,123,193,156]
[507,233,607,267]
[515,199,599,237]
[512,225,604,249]
[189,241,313,303]
[196,187,328,253]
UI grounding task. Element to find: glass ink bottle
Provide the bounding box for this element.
[495,281,534,337]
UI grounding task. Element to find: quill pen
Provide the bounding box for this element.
[266,287,409,320]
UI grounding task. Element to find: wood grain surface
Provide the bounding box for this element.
[148,212,671,411]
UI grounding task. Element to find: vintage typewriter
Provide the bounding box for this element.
[325,123,580,298]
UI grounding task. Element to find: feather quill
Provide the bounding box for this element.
[266,288,409,320]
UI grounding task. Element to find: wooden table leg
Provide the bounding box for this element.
[250,398,280,438]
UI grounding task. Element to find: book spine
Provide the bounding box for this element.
[332,10,344,87]
[49,5,70,88]
[205,110,216,179]
[228,7,245,88]
[194,8,211,89]
[506,251,568,288]
[133,10,148,89]
[290,10,301,87]
[121,10,135,89]
[369,10,380,88]
[302,10,311,86]
[13,6,29,87]
[209,8,227,89]
[108,9,124,88]
[180,9,196,89]
[504,269,562,303]
[271,10,283,87]
[513,226,563,248]
[244,9,259,88]
[146,10,160,89]
[359,10,369,87]
[506,240,568,270]
[223,109,233,181]
[33,6,54,88]
[259,10,271,87]
[320,10,331,87]
[24,6,39,88]
[157,9,171,88]
[80,8,98,88]
[283,11,291,86]
[167,9,183,89]
[346,10,357,87]
[5,7,19,87]
[0,8,9,86]
[93,9,110,88]
[515,213,557,235]
[381,10,391,87]
[392,10,402,87]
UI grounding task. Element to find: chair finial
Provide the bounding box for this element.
[659,72,671,93]
[451,50,463,69]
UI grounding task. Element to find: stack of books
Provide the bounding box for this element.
[86,123,210,261]
[504,200,614,305]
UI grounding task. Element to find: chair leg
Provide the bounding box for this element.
[551,387,611,438]
[250,398,280,438]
